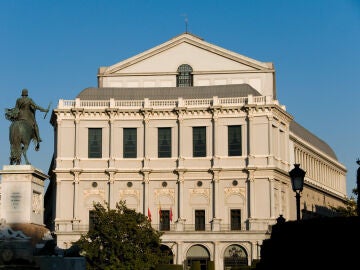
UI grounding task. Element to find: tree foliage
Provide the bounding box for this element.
[75,200,169,270]
[330,187,358,217]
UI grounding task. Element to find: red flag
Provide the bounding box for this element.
[147,208,152,222]
[170,207,173,222]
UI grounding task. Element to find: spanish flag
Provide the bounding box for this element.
[147,208,152,222]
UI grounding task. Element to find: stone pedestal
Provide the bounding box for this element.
[175,218,186,231]
[211,218,222,231]
[0,165,48,226]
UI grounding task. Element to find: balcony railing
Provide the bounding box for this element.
[71,223,248,233]
[72,224,90,232]
[58,95,278,110]
[156,224,176,232]
[183,224,211,231]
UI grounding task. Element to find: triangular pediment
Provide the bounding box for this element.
[101,32,274,75]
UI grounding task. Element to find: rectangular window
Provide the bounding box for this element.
[193,127,206,157]
[158,127,171,158]
[231,209,241,230]
[88,128,102,158]
[195,210,205,231]
[123,128,137,158]
[159,210,170,231]
[228,125,242,156]
[89,210,97,230]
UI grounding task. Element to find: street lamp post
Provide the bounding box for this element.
[289,164,306,221]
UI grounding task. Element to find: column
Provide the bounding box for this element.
[285,124,290,167]
[143,172,150,216]
[71,170,81,221]
[247,114,254,166]
[267,115,273,166]
[56,119,62,158]
[211,170,221,231]
[176,241,184,265]
[279,185,283,216]
[107,170,116,209]
[73,101,81,168]
[177,114,185,168]
[213,241,221,270]
[143,114,150,168]
[247,170,255,219]
[108,116,115,168]
[177,172,184,218]
[269,178,275,218]
[175,171,186,231]
[55,178,62,223]
[212,110,220,168]
[73,113,81,168]
[251,241,258,261]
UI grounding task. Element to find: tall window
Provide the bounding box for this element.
[195,210,205,231]
[228,125,242,156]
[193,127,206,157]
[123,128,137,158]
[158,127,171,158]
[159,210,170,231]
[177,64,193,87]
[89,210,97,230]
[231,209,241,230]
[88,128,102,158]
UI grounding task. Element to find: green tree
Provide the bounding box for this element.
[75,200,169,270]
[330,187,358,217]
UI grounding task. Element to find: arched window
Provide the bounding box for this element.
[186,244,210,270]
[177,64,193,87]
[224,244,248,268]
[160,245,174,264]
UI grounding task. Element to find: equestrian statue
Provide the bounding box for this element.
[5,89,50,165]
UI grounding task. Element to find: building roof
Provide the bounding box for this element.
[76,84,337,160]
[290,121,337,160]
[76,84,262,100]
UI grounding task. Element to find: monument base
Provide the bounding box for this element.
[0,165,48,226]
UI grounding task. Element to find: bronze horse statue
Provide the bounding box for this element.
[5,89,50,165]
[8,119,38,165]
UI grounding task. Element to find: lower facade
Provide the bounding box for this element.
[56,227,267,269]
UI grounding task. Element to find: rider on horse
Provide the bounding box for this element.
[5,89,49,149]
[15,89,49,145]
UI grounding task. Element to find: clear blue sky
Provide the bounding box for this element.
[0,0,359,197]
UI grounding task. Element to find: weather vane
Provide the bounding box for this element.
[181,14,188,33]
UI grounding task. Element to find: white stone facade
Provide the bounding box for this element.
[45,33,347,269]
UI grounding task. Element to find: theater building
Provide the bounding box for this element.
[45,33,347,269]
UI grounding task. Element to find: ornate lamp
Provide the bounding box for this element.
[289,164,306,221]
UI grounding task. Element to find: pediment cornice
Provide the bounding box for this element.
[100,33,273,75]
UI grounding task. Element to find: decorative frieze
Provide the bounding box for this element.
[154,188,175,203]
[224,187,245,198]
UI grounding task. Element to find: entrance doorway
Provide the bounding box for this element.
[186,244,210,270]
